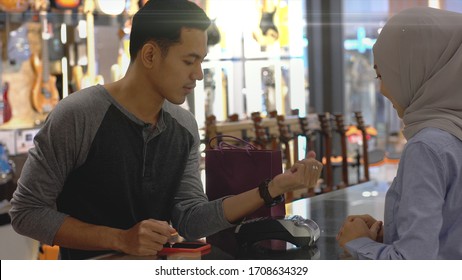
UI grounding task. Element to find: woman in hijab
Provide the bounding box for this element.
[336,7,462,259]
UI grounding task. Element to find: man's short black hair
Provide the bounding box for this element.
[130,0,211,60]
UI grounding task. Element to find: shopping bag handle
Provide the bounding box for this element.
[209,135,258,151]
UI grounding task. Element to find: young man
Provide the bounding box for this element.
[10,0,322,259]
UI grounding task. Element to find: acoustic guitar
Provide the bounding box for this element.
[80,0,104,89]
[30,1,60,115]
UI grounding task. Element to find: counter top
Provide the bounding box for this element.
[95,180,389,260]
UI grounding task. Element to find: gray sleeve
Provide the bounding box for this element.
[9,87,108,245]
[166,103,234,239]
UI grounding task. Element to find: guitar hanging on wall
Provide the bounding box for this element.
[253,0,280,49]
[30,1,60,115]
[50,0,81,10]
[0,0,29,12]
[80,0,104,89]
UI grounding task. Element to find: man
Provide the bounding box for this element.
[10,0,322,259]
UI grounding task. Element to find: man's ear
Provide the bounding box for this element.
[140,42,159,68]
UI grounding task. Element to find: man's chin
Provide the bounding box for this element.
[166,96,187,105]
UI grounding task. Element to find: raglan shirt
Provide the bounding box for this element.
[345,128,462,259]
[9,85,234,259]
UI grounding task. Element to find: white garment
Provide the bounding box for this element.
[373,7,462,141]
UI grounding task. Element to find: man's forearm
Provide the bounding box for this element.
[53,216,123,252]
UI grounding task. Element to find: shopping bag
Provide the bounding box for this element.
[205,135,285,219]
[205,135,286,254]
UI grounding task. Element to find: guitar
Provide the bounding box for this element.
[30,2,60,115]
[2,82,12,124]
[253,0,279,48]
[205,114,217,149]
[318,113,334,193]
[203,0,220,47]
[354,112,370,182]
[110,0,139,82]
[95,0,125,15]
[250,112,269,149]
[0,41,10,124]
[334,114,349,188]
[274,114,293,169]
[261,66,276,114]
[297,112,318,153]
[81,0,104,89]
[50,0,81,10]
[0,0,29,12]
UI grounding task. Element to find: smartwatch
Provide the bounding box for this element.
[258,179,284,207]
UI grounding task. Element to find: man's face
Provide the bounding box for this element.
[151,28,208,105]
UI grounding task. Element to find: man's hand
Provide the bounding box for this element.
[117,219,177,256]
[269,151,323,196]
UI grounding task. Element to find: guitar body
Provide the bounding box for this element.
[0,0,29,12]
[50,0,82,9]
[30,53,60,114]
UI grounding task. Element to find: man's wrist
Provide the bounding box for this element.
[258,179,284,207]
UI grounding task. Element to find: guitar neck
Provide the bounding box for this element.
[334,114,349,187]
[354,112,370,181]
[86,8,96,79]
[318,113,334,191]
[40,11,51,82]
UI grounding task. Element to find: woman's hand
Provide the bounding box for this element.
[336,215,383,248]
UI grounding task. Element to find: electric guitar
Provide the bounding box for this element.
[30,1,60,115]
[253,0,279,48]
[81,0,104,89]
[354,112,370,182]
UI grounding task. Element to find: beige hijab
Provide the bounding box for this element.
[373,7,462,141]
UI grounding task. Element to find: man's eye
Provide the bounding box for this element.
[184,61,194,65]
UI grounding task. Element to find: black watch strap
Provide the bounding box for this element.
[258,179,284,208]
